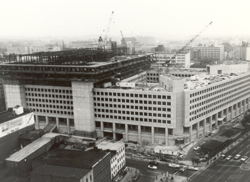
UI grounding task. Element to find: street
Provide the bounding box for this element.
[126,158,195,182]
[191,133,250,182]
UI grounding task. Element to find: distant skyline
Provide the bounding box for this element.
[1,0,250,40]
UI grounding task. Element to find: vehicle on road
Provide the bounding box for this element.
[179,166,187,172]
[220,154,226,160]
[148,161,159,166]
[199,158,207,162]
[187,166,199,171]
[193,146,201,151]
[168,163,180,168]
[148,165,157,169]
[241,156,248,162]
[234,154,241,160]
[226,155,233,160]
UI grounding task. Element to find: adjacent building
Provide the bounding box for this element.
[97,141,125,179]
[30,148,111,182]
[191,44,224,61]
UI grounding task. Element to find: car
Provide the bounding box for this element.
[241,156,248,162]
[199,158,207,162]
[193,146,201,151]
[187,166,199,171]
[226,155,233,160]
[148,165,157,169]
[179,166,187,172]
[149,161,159,166]
[234,154,241,160]
[220,154,226,160]
[168,163,180,168]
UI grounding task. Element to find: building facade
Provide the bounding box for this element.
[192,45,224,61]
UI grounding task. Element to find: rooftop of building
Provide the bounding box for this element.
[6,137,51,162]
[31,165,90,179]
[34,148,109,169]
[97,141,124,151]
[31,164,90,179]
[0,108,33,124]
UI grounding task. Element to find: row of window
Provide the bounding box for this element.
[27,103,73,110]
[25,87,72,94]
[94,92,171,99]
[26,98,73,105]
[95,107,171,112]
[30,108,74,115]
[26,93,73,99]
[94,114,171,124]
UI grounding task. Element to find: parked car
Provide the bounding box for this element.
[220,154,226,160]
[199,158,207,162]
[148,165,157,169]
[187,166,199,171]
[168,163,180,168]
[193,146,201,151]
[149,161,159,166]
[179,166,187,172]
[234,154,241,160]
[241,156,248,162]
[226,155,233,160]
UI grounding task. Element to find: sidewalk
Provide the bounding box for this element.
[120,167,140,182]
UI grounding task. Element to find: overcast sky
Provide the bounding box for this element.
[1,0,249,40]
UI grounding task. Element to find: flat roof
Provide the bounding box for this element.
[34,148,109,169]
[5,137,51,162]
[97,141,124,151]
[0,108,32,124]
[31,164,90,179]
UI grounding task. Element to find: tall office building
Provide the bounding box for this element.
[1,49,249,146]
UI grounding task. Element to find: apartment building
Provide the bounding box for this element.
[192,45,224,61]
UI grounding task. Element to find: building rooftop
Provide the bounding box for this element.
[6,137,51,162]
[34,148,109,169]
[31,164,90,179]
[0,108,33,124]
[97,141,124,151]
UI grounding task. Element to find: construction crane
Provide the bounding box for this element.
[104,11,114,45]
[120,31,127,47]
[165,21,213,66]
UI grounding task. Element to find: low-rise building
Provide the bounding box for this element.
[97,141,125,179]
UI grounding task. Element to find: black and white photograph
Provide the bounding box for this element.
[0,0,250,181]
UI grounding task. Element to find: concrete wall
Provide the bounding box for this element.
[72,81,95,132]
[3,80,26,108]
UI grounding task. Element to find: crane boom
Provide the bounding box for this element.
[104,11,114,44]
[166,21,212,65]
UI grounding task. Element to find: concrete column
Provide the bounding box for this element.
[203,119,206,135]
[189,126,192,142]
[138,126,141,144]
[113,123,116,140]
[35,115,39,129]
[151,126,155,144]
[197,122,199,138]
[56,117,59,129]
[215,113,218,128]
[165,128,168,146]
[125,124,128,141]
[66,118,70,134]
[100,122,104,137]
[45,116,49,125]
[209,116,212,131]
